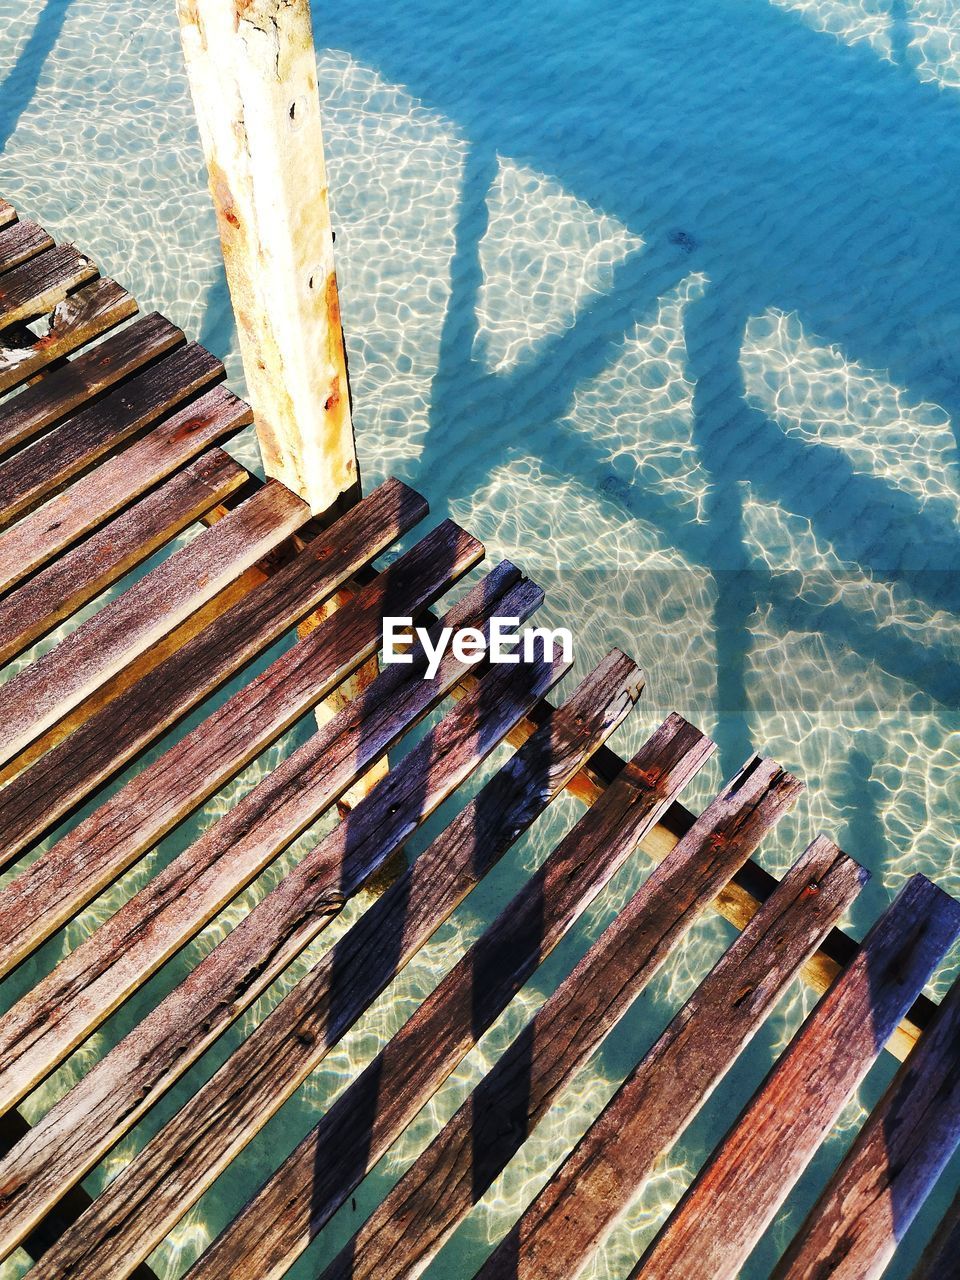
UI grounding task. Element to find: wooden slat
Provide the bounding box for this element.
[0,477,425,866]
[0,527,482,1119]
[0,340,221,531]
[477,837,865,1280]
[31,649,642,1278]
[184,712,715,1280]
[0,646,567,1259]
[0,383,251,592]
[910,1191,960,1280]
[0,1111,159,1280]
[0,221,54,274]
[772,972,960,1280]
[0,245,99,328]
[0,279,138,394]
[0,312,183,459]
[0,200,16,229]
[325,758,808,1280]
[471,709,938,1063]
[633,875,960,1280]
[0,449,247,666]
[0,520,486,977]
[0,478,310,767]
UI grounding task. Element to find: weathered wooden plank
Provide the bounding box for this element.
[0,477,424,865]
[0,520,484,977]
[0,341,221,531]
[772,971,960,1280]
[470,712,936,1063]
[0,647,567,1258]
[0,221,54,274]
[909,1191,960,1280]
[0,526,484,1115]
[0,312,183,459]
[633,875,960,1280]
[477,837,865,1280]
[0,450,247,666]
[29,649,641,1278]
[0,279,138,394]
[326,759,810,1280]
[0,1111,159,1279]
[0,478,309,766]
[0,383,251,593]
[0,245,99,328]
[184,713,715,1280]
[0,200,15,229]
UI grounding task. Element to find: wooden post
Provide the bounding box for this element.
[175,0,359,516]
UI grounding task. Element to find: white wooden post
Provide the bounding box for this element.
[176,0,358,515]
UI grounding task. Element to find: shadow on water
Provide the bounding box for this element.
[311,0,960,796]
[0,0,73,153]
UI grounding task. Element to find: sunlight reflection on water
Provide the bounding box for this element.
[2,0,960,1275]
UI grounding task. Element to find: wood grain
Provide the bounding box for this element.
[0,644,566,1260]
[0,200,15,229]
[326,756,808,1280]
[0,382,252,591]
[25,624,635,1279]
[0,312,183,459]
[0,279,138,394]
[0,449,247,665]
[0,340,221,531]
[478,837,865,1280]
[0,245,98,327]
[0,221,54,274]
[0,478,309,766]
[772,971,960,1280]
[183,712,714,1280]
[634,874,960,1280]
[0,520,483,977]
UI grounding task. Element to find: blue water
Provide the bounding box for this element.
[1,0,960,1275]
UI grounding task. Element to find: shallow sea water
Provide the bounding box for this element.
[2,0,960,1276]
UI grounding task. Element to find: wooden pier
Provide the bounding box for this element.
[0,198,959,1280]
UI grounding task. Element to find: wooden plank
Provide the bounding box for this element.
[0,312,183,459]
[772,972,960,1280]
[0,522,484,1115]
[0,520,485,977]
[0,200,16,229]
[29,649,642,1278]
[633,875,960,1280]
[0,383,251,593]
[0,245,99,328]
[0,279,138,394]
[0,221,54,274]
[0,341,222,530]
[0,478,310,766]
[183,713,715,1280]
[0,449,247,666]
[325,760,811,1280]
[909,1191,960,1280]
[477,837,865,1280]
[0,1111,159,1279]
[0,477,424,865]
[0,646,568,1259]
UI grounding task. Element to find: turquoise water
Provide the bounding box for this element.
[2,0,960,1275]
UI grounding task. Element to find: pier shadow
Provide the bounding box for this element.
[309,594,558,1270]
[0,0,73,153]
[314,0,960,796]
